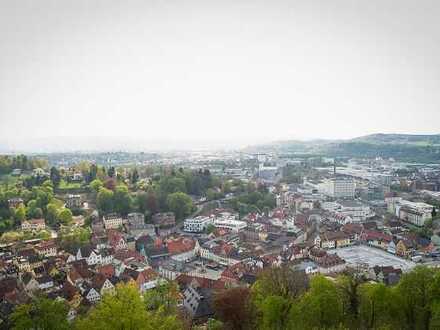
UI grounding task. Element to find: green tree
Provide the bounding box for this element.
[97,187,114,214]
[166,192,193,220]
[50,166,61,187]
[113,185,132,215]
[90,179,103,193]
[295,275,343,329]
[359,282,402,329]
[75,282,182,330]
[14,204,26,223]
[58,208,73,225]
[46,202,60,225]
[396,266,439,330]
[10,297,69,330]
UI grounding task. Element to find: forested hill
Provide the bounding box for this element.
[245,133,440,163]
[350,133,440,145]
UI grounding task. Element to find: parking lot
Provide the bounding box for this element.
[329,245,416,272]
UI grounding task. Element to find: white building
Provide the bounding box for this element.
[183,216,213,233]
[318,178,355,199]
[386,198,434,227]
[103,214,124,230]
[213,218,247,232]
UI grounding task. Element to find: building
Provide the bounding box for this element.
[183,216,213,233]
[127,212,145,229]
[213,218,247,232]
[21,219,46,231]
[318,178,355,199]
[66,194,82,209]
[337,200,373,222]
[386,198,434,227]
[102,214,124,230]
[8,198,23,208]
[152,212,176,228]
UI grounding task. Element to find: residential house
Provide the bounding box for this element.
[102,214,124,230]
[152,212,176,228]
[35,240,57,258]
[21,219,46,231]
[107,230,127,251]
[127,212,145,229]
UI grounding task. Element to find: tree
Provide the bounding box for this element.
[10,297,69,330]
[14,204,26,223]
[396,266,439,330]
[113,185,132,215]
[75,282,182,330]
[166,192,193,220]
[252,267,309,329]
[50,166,61,187]
[97,188,114,214]
[58,208,73,225]
[104,178,117,191]
[46,202,60,225]
[131,168,139,184]
[337,269,366,328]
[213,287,254,330]
[90,179,103,193]
[295,275,343,329]
[359,282,402,329]
[143,281,179,313]
[107,166,116,178]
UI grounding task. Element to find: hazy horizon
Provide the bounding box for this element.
[2,0,440,151]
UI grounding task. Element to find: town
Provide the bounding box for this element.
[0,146,440,329]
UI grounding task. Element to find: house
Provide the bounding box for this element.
[96,264,115,279]
[61,281,82,308]
[35,240,57,258]
[316,253,346,274]
[8,198,23,209]
[315,231,352,249]
[360,230,392,250]
[21,272,39,293]
[152,212,176,228]
[36,275,54,290]
[76,246,102,266]
[92,274,116,296]
[127,213,145,229]
[85,287,101,303]
[107,230,127,251]
[396,240,414,257]
[120,268,158,292]
[72,215,85,227]
[102,213,124,230]
[182,282,215,322]
[167,237,195,255]
[66,194,82,209]
[68,260,93,285]
[21,219,46,231]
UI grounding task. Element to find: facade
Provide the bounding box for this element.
[103,214,124,230]
[213,219,247,232]
[127,212,145,229]
[183,216,213,233]
[387,198,434,227]
[66,194,82,209]
[318,178,355,199]
[152,212,176,228]
[21,219,46,231]
[337,200,373,222]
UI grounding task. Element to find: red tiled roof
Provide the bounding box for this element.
[166,237,195,255]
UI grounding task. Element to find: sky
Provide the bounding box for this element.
[1,0,440,151]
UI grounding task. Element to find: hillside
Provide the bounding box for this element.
[245,133,440,162]
[351,133,440,145]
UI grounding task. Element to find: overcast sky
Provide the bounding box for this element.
[1,0,440,151]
